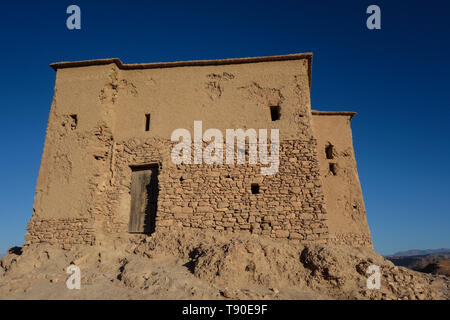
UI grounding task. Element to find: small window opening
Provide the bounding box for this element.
[325,144,334,159]
[145,114,151,131]
[70,114,78,130]
[179,176,184,183]
[270,106,281,121]
[329,163,337,176]
[251,183,260,194]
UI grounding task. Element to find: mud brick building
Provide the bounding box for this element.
[25,53,372,249]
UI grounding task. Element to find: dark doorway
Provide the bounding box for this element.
[128,164,159,234]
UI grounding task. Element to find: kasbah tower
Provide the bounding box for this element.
[25,53,372,250]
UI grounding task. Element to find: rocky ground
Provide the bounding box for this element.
[0,229,449,300]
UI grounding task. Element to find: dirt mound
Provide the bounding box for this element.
[1,229,449,300]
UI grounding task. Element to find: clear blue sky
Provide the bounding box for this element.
[0,1,449,256]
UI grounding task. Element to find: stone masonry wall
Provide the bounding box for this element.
[328,233,373,247]
[23,120,370,248]
[101,136,330,243]
[159,140,328,242]
[24,131,330,246]
[24,218,95,249]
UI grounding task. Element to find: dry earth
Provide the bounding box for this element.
[1,229,449,300]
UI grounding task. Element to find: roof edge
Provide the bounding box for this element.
[49,53,313,87]
[311,110,357,120]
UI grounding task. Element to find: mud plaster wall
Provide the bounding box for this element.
[25,65,117,247]
[25,57,368,248]
[311,114,372,247]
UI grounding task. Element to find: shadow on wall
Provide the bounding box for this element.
[143,168,159,235]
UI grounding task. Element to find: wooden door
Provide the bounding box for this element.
[128,165,159,233]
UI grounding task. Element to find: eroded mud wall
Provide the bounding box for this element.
[25,64,119,247]
[311,113,372,247]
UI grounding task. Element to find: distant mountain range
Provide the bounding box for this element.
[386,248,450,277]
[389,248,450,257]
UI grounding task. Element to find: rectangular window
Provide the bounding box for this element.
[251,183,260,194]
[329,163,337,175]
[145,114,151,131]
[70,114,78,130]
[326,144,334,159]
[270,106,281,121]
